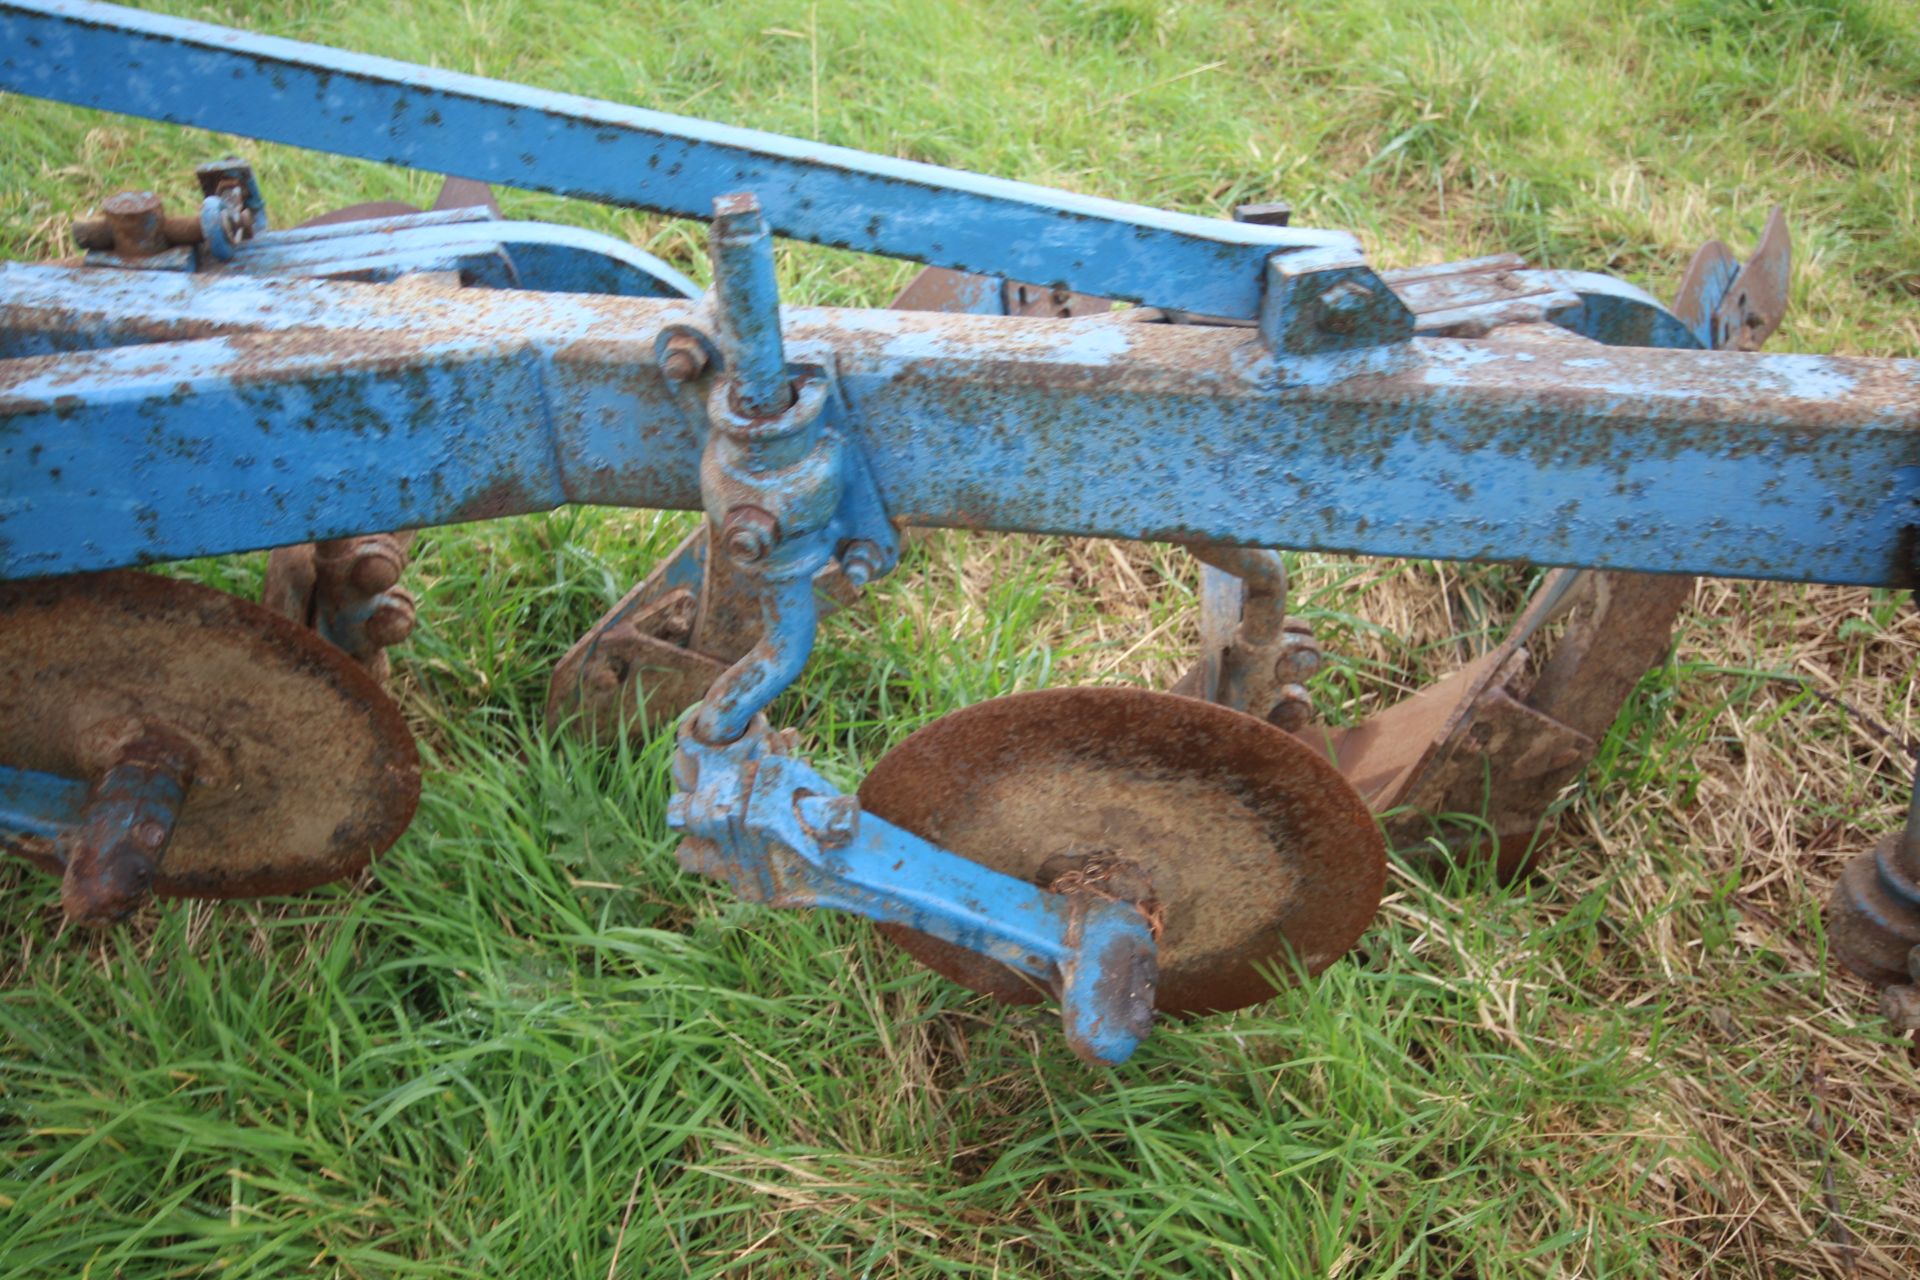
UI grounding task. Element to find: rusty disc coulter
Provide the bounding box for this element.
[0,571,420,920]
[861,687,1388,1014]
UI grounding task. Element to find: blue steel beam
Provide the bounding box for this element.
[0,765,86,843]
[3,265,1917,586]
[0,0,1352,319]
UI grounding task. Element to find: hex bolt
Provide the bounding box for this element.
[1266,685,1314,734]
[838,540,884,589]
[795,792,860,847]
[1317,279,1375,335]
[660,335,710,384]
[1275,629,1322,681]
[721,507,779,565]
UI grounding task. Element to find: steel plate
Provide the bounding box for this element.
[858,687,1386,1015]
[0,571,420,899]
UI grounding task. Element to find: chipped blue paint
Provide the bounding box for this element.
[0,0,1356,319]
[670,724,1157,1065]
[0,766,86,842]
[4,265,1918,585]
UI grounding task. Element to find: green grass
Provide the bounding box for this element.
[5,1,1920,1276]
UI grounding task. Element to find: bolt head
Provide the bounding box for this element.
[796,792,860,847]
[102,190,163,218]
[721,507,778,565]
[363,589,417,648]
[1265,686,1313,734]
[660,338,709,383]
[348,547,405,595]
[1275,639,1321,680]
[839,539,883,589]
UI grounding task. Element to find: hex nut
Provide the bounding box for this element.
[722,507,779,565]
[839,539,884,589]
[661,336,709,383]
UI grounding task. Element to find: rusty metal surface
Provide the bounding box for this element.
[1673,240,1738,346]
[431,176,501,216]
[1673,207,1791,353]
[547,576,728,737]
[1318,649,1523,816]
[547,524,862,740]
[1526,572,1694,741]
[1320,570,1692,880]
[858,687,1386,1015]
[1714,206,1790,353]
[57,728,195,922]
[890,265,1115,319]
[1828,833,1920,988]
[0,571,420,900]
[9,262,1917,587]
[296,199,422,229]
[262,532,417,682]
[296,174,498,232]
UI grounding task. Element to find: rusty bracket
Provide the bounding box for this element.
[1169,543,1319,731]
[263,533,417,684]
[1316,567,1693,880]
[1674,206,1790,353]
[56,729,196,923]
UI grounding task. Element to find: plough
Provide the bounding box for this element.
[4,0,1919,1065]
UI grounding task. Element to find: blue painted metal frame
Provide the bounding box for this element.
[4,262,1917,586]
[215,212,700,299]
[0,0,1353,319]
[0,766,87,843]
[78,205,698,300]
[5,0,1920,1063]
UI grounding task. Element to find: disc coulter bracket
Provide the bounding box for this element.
[669,719,1159,1065]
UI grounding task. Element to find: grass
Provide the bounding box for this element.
[4,0,1920,1275]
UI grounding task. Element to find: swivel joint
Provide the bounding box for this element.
[686,192,901,745]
